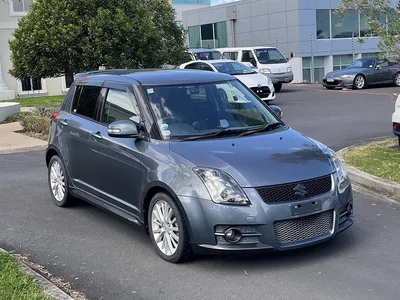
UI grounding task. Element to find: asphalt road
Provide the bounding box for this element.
[1,85,399,300]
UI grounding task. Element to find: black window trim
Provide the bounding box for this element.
[71,83,104,124]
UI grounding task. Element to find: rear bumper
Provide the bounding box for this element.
[393,122,400,137]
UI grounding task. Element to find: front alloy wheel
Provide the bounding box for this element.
[353,75,365,89]
[149,193,192,263]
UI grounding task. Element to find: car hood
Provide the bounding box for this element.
[325,68,369,77]
[169,128,334,188]
[234,72,270,87]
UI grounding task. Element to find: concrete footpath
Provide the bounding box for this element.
[0,122,47,154]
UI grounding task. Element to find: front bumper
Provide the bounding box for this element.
[180,175,354,252]
[322,76,354,88]
[249,83,276,101]
[266,72,294,84]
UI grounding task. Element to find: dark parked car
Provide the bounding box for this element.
[322,58,400,90]
[46,69,354,263]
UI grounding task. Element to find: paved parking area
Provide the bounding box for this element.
[0,84,399,300]
[275,84,397,150]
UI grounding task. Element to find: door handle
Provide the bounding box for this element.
[60,119,67,126]
[91,132,102,139]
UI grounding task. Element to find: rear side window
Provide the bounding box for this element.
[223,52,238,60]
[72,85,101,119]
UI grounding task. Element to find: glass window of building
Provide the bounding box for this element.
[333,55,354,70]
[316,10,331,39]
[302,57,325,83]
[201,24,214,49]
[331,9,359,38]
[214,22,228,48]
[188,26,201,48]
[362,52,379,58]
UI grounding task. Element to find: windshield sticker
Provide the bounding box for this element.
[220,119,229,128]
[147,88,154,94]
[162,130,171,137]
[160,123,169,131]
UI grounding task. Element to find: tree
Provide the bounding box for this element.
[9,0,191,79]
[337,0,400,60]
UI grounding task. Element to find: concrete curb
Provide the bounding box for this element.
[338,144,400,202]
[0,248,75,300]
[0,144,47,155]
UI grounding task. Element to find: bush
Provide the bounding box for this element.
[0,112,33,124]
[20,114,50,136]
[33,106,59,118]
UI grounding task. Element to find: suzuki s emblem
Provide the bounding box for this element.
[294,184,307,198]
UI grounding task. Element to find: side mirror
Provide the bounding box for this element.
[250,58,257,67]
[107,120,139,138]
[269,105,283,119]
[376,64,382,70]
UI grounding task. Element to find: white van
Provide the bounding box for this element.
[217,47,293,92]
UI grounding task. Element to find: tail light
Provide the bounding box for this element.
[50,111,58,121]
[394,123,398,130]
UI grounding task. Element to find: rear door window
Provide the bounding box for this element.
[223,52,239,60]
[72,85,102,120]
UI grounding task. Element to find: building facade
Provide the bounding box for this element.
[182,0,398,83]
[0,0,73,100]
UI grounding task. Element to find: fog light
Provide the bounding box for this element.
[346,203,353,215]
[224,228,242,243]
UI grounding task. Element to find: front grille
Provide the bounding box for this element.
[250,86,271,98]
[256,175,332,204]
[274,210,333,244]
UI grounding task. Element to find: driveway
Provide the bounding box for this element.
[0,85,399,300]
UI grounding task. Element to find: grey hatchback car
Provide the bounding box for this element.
[46,69,354,263]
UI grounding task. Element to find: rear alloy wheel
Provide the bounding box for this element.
[48,156,76,207]
[394,73,400,87]
[149,193,192,263]
[353,75,365,89]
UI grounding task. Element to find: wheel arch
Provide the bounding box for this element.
[141,182,193,239]
[45,146,61,167]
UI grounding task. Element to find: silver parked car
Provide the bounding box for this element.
[46,69,354,263]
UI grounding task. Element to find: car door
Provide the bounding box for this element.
[86,81,144,216]
[61,81,104,190]
[379,59,392,81]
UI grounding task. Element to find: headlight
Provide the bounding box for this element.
[265,76,272,84]
[259,68,271,74]
[341,74,355,79]
[193,168,250,205]
[309,138,350,193]
[287,67,292,72]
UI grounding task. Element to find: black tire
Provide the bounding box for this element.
[353,74,366,90]
[325,86,335,90]
[148,192,193,263]
[274,83,282,92]
[48,155,76,207]
[393,72,400,87]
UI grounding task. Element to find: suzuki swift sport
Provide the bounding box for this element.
[46,69,354,263]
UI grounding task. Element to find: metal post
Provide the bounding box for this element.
[310,34,314,83]
[352,33,355,61]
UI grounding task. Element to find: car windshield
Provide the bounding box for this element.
[194,51,226,60]
[254,48,287,64]
[211,61,256,75]
[145,80,281,140]
[349,59,375,68]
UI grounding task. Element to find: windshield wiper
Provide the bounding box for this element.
[230,72,256,75]
[238,122,284,137]
[180,129,245,141]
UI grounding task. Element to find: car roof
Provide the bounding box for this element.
[186,59,236,64]
[75,69,235,86]
[189,48,222,53]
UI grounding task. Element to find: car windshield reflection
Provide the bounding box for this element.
[145,80,281,140]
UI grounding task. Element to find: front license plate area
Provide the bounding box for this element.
[327,78,334,82]
[290,200,322,216]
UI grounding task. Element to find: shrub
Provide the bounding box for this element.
[20,114,50,135]
[33,106,59,118]
[0,112,33,124]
